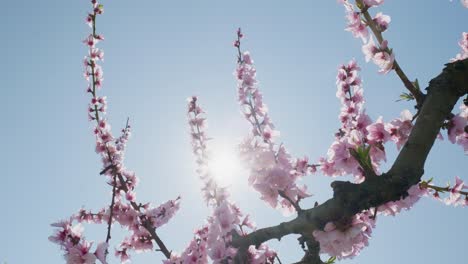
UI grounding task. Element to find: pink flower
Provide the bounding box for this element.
[235,43,311,212]
[386,110,413,150]
[125,191,136,202]
[373,49,395,74]
[373,12,391,32]
[146,197,181,229]
[94,242,108,264]
[378,184,428,215]
[262,126,280,141]
[165,226,209,264]
[366,117,390,144]
[85,13,93,27]
[363,0,384,7]
[83,34,97,47]
[115,247,130,263]
[248,244,276,264]
[345,11,368,42]
[462,0,468,8]
[361,38,395,74]
[65,241,97,264]
[313,211,376,259]
[451,32,468,61]
[448,115,467,143]
[362,37,378,62]
[445,176,467,206]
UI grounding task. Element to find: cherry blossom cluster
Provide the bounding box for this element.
[187,96,228,205]
[312,210,376,259]
[321,60,399,181]
[49,219,108,264]
[315,60,416,258]
[340,0,395,74]
[75,208,107,224]
[247,244,277,264]
[377,184,429,216]
[440,176,468,206]
[323,60,414,180]
[163,226,209,264]
[447,104,468,154]
[52,1,468,263]
[114,197,180,262]
[184,96,276,264]
[313,177,465,259]
[321,60,371,181]
[451,32,468,62]
[51,1,180,263]
[235,29,312,213]
[421,176,468,207]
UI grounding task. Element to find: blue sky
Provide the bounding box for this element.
[1,0,467,263]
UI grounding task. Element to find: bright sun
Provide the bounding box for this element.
[208,145,243,187]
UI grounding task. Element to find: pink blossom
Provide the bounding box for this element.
[83,34,97,47]
[187,95,276,263]
[85,13,93,27]
[362,37,378,62]
[115,247,130,263]
[65,241,97,264]
[146,197,181,229]
[235,45,311,212]
[373,12,391,32]
[445,176,468,206]
[313,211,376,259]
[363,0,384,7]
[378,184,428,216]
[361,37,395,74]
[463,0,468,8]
[447,104,468,153]
[322,60,380,181]
[451,32,468,61]
[205,200,242,262]
[94,242,108,264]
[344,9,368,42]
[373,49,395,74]
[164,226,209,264]
[386,109,413,150]
[366,117,390,144]
[448,113,467,144]
[248,244,276,264]
[187,96,228,205]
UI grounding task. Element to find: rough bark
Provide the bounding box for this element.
[232,58,468,263]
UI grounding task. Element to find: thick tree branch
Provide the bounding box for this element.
[232,59,468,260]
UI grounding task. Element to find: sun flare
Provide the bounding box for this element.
[208,145,244,187]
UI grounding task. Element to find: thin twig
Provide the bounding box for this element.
[278,190,303,213]
[105,174,118,244]
[357,1,425,106]
[88,8,172,259]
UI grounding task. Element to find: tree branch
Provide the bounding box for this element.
[357,1,425,106]
[293,236,324,264]
[232,58,468,260]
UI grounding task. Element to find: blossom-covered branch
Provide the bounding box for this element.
[50,1,177,263]
[233,57,468,261]
[340,0,424,105]
[166,96,277,264]
[235,29,313,215]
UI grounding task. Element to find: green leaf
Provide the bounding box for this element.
[396,92,415,102]
[325,256,337,264]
